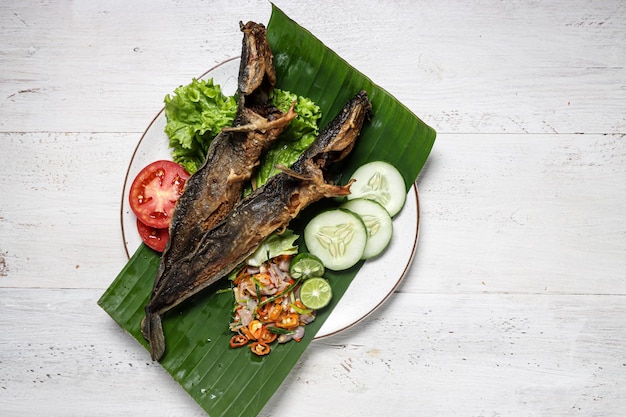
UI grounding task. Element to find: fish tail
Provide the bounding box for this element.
[142,310,166,361]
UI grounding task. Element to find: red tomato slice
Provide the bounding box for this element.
[136,218,170,252]
[128,160,190,229]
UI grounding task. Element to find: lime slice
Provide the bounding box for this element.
[289,253,325,280]
[299,277,333,310]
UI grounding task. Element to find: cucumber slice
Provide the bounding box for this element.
[342,198,393,259]
[347,161,407,217]
[304,209,367,271]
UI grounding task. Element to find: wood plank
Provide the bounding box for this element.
[1,132,623,295]
[0,132,134,288]
[1,2,624,416]
[1,288,624,416]
[0,0,624,134]
[407,132,626,295]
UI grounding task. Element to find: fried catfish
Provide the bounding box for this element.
[143,91,372,361]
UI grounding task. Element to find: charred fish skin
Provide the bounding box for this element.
[150,21,294,297]
[238,21,276,107]
[293,90,372,172]
[144,91,371,361]
[142,21,293,352]
[162,21,282,248]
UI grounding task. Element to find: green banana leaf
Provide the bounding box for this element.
[98,4,436,417]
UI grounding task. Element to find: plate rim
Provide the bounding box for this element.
[119,56,240,259]
[119,56,420,339]
[315,184,420,339]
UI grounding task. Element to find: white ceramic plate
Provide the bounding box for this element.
[120,57,419,338]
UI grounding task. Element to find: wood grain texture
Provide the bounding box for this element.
[412,133,626,295]
[0,0,624,134]
[1,289,624,416]
[1,0,625,416]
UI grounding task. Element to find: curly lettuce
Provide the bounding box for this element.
[164,78,237,174]
[163,80,321,181]
[253,89,321,188]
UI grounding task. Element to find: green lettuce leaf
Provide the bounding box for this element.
[164,79,321,181]
[253,89,322,187]
[164,78,237,174]
[244,229,299,267]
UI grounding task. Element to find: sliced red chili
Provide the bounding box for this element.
[290,300,312,315]
[247,320,264,340]
[240,325,254,341]
[259,327,277,344]
[250,341,271,356]
[275,313,299,330]
[253,273,272,288]
[233,268,250,285]
[229,334,249,348]
[258,302,283,323]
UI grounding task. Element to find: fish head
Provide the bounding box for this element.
[309,90,372,168]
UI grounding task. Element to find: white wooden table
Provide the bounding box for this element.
[1,1,625,416]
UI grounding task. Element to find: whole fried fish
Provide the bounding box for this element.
[143,90,372,361]
[152,22,295,299]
